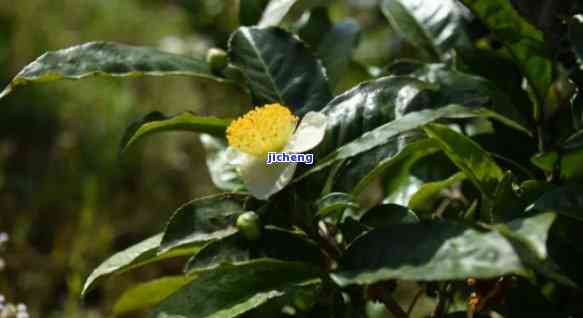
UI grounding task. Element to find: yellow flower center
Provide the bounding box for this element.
[227,103,298,157]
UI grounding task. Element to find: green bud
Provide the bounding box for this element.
[236,211,261,240]
[206,48,228,72]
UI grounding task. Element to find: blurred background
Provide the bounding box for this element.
[0,1,408,317]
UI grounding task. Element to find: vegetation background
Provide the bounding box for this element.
[0,1,254,317]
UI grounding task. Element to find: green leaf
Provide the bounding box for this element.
[120,111,230,153]
[228,27,332,115]
[459,0,553,116]
[532,184,583,221]
[160,193,250,253]
[316,192,359,217]
[185,233,250,273]
[348,135,439,196]
[332,213,556,286]
[82,234,199,296]
[316,76,437,156]
[0,41,229,99]
[317,20,361,88]
[200,134,245,192]
[114,275,197,315]
[302,104,528,180]
[380,0,471,61]
[423,123,504,197]
[386,62,528,127]
[489,171,524,222]
[258,0,331,27]
[360,204,420,228]
[152,259,320,318]
[408,172,466,214]
[256,226,322,265]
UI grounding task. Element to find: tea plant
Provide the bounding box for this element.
[3,0,583,317]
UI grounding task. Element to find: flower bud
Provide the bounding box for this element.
[236,211,261,241]
[206,48,228,72]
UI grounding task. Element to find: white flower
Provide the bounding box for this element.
[226,103,327,200]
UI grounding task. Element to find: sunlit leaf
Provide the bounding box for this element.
[82,234,199,296]
[0,41,230,99]
[153,259,321,318]
[120,111,230,153]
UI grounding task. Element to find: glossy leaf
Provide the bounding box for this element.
[348,135,439,195]
[258,0,331,27]
[302,104,528,180]
[317,20,361,88]
[185,233,250,273]
[160,193,249,253]
[424,124,504,197]
[228,27,332,115]
[408,172,466,214]
[532,184,583,221]
[82,234,199,296]
[152,259,320,318]
[114,275,196,315]
[332,213,556,286]
[380,0,471,61]
[256,226,322,265]
[316,192,359,217]
[120,111,230,153]
[200,134,245,192]
[459,0,553,114]
[316,76,437,156]
[0,41,228,99]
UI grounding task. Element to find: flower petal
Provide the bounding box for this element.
[284,111,327,153]
[238,156,297,200]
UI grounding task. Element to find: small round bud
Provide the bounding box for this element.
[206,48,228,72]
[236,211,261,241]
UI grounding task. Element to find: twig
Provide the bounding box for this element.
[407,288,425,316]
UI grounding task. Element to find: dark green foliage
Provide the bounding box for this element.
[5,0,583,317]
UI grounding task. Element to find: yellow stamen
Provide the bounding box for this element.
[227,103,298,157]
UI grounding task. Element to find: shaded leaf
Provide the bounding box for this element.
[348,134,438,195]
[153,259,320,318]
[200,134,245,192]
[570,15,583,64]
[316,192,359,217]
[332,213,556,286]
[532,184,583,221]
[82,234,199,296]
[120,111,230,153]
[408,172,466,214]
[185,233,250,273]
[160,193,250,253]
[360,203,419,228]
[459,0,553,115]
[386,62,528,127]
[380,0,471,61]
[114,275,196,315]
[228,27,332,115]
[257,226,322,265]
[423,123,504,197]
[0,41,228,99]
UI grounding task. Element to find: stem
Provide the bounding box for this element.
[407,288,425,316]
[380,293,408,318]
